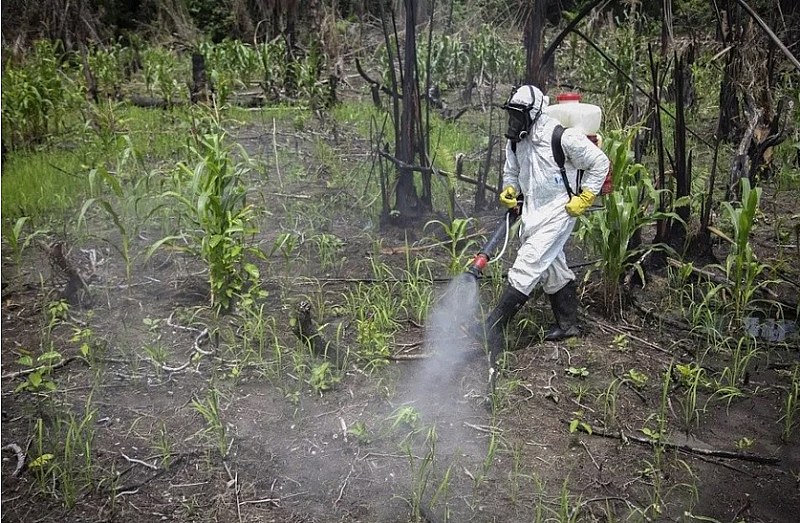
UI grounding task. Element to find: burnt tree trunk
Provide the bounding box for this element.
[670,51,691,249]
[190,52,210,104]
[718,1,742,140]
[291,301,346,368]
[524,0,548,87]
[392,0,426,224]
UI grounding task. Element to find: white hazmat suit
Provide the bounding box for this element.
[502,86,610,297]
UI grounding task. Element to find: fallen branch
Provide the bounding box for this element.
[568,421,780,465]
[1,357,78,380]
[377,150,497,194]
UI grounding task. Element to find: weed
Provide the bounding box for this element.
[565,366,589,379]
[308,361,341,394]
[780,366,800,442]
[191,387,229,458]
[568,411,592,435]
[14,350,62,393]
[310,233,345,271]
[625,369,649,389]
[388,405,421,432]
[348,421,371,444]
[424,217,477,275]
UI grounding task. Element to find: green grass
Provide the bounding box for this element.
[1,148,91,224]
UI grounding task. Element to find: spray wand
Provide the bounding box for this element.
[465,197,523,279]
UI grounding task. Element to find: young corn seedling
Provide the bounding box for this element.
[191,387,229,458]
[424,217,477,275]
[149,118,262,313]
[780,366,800,442]
[3,216,47,276]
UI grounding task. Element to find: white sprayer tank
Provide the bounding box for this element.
[544,92,602,137]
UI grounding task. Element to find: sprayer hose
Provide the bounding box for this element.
[488,211,512,265]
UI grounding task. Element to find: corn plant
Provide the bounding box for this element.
[191,387,229,458]
[424,217,477,275]
[1,40,79,149]
[87,43,125,98]
[712,178,771,324]
[256,37,287,100]
[781,366,799,442]
[149,121,262,313]
[3,216,47,275]
[577,130,678,316]
[142,47,183,107]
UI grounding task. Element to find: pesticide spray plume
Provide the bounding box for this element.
[413,203,523,415]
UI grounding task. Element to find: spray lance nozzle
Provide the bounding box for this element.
[465,198,523,279]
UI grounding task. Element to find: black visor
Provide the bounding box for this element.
[504,104,531,142]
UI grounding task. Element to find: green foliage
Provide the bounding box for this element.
[1,40,81,149]
[424,217,477,275]
[713,178,771,323]
[191,388,229,458]
[578,129,678,315]
[149,116,262,312]
[14,350,62,393]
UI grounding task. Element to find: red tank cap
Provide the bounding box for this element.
[556,92,582,102]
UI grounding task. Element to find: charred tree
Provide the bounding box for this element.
[670,51,691,250]
[190,52,210,104]
[523,0,548,87]
[394,0,426,223]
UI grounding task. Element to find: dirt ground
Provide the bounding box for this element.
[2,115,799,523]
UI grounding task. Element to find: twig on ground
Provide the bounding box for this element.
[335,466,354,505]
[566,421,781,465]
[120,452,158,470]
[2,443,25,477]
[579,440,601,471]
[1,357,78,380]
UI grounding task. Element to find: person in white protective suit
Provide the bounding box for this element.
[483,84,610,350]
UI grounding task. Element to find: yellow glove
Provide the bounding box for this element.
[499,186,518,209]
[565,189,596,217]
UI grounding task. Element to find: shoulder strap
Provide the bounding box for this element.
[551,125,575,198]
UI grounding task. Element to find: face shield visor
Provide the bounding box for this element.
[501,85,546,143]
[503,104,532,142]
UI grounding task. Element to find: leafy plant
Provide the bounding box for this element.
[308,361,340,393]
[578,129,680,315]
[424,217,477,274]
[14,350,63,393]
[568,411,592,435]
[149,118,262,312]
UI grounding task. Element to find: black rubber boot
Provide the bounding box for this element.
[480,285,528,352]
[544,281,580,341]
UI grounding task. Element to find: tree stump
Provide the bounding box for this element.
[291,301,346,368]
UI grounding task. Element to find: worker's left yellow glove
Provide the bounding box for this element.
[565,189,596,217]
[499,186,518,209]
